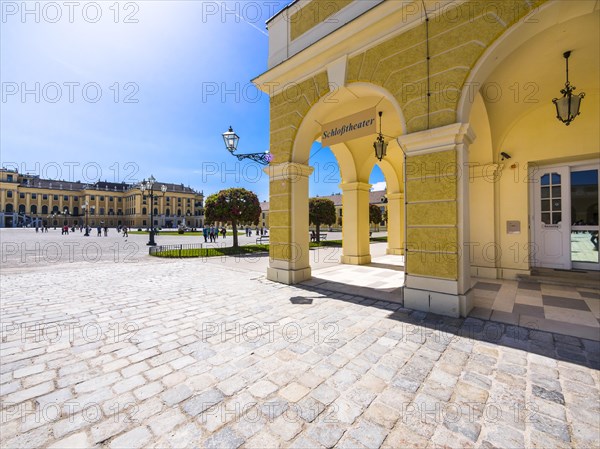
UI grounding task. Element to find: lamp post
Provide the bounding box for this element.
[222,126,272,165]
[140,175,167,246]
[83,201,90,236]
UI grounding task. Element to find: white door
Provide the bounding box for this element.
[533,166,571,269]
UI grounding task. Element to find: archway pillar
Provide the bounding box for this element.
[386,192,404,255]
[398,123,475,318]
[340,181,372,265]
[265,162,314,284]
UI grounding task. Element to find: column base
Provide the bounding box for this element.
[404,287,473,318]
[340,254,372,265]
[267,266,311,284]
[404,275,473,317]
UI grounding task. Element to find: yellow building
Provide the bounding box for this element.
[254,0,599,317]
[0,169,204,229]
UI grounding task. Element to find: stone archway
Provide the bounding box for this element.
[264,78,406,284]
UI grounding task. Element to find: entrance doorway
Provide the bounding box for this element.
[532,162,599,271]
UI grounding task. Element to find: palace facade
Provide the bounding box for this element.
[0,169,204,229]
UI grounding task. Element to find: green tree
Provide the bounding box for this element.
[205,188,261,248]
[369,204,382,231]
[309,198,336,243]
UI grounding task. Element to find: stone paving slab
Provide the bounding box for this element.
[1,246,600,448]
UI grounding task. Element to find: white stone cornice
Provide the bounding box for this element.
[397,123,476,156]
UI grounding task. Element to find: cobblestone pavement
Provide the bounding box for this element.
[1,230,600,448]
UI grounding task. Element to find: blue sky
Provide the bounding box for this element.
[1,0,385,201]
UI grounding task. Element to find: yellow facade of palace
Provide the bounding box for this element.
[0,169,204,229]
[254,0,599,317]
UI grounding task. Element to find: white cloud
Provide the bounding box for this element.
[370,181,386,191]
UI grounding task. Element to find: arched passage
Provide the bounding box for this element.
[265,80,406,284]
[459,1,599,277]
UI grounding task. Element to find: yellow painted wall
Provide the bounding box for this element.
[467,93,497,270]
[405,149,458,280]
[496,93,599,272]
[345,0,548,133]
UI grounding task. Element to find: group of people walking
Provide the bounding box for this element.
[35,223,129,237]
[203,226,226,242]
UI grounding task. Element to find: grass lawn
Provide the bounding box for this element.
[152,244,269,258]
[151,236,385,258]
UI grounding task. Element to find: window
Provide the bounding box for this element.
[7,191,12,198]
[43,194,48,200]
[74,196,78,201]
[64,195,68,201]
[42,205,48,214]
[109,196,114,201]
[118,198,122,203]
[30,205,37,214]
[54,195,58,200]
[20,192,25,199]
[100,196,104,201]
[541,173,562,224]
[7,175,13,182]
[31,193,37,199]
[91,195,95,200]
[100,208,105,215]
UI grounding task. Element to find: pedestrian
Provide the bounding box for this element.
[221,227,226,239]
[122,226,128,237]
[203,226,208,243]
[97,226,102,236]
[104,226,108,236]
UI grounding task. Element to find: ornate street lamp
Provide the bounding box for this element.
[222,126,272,165]
[140,175,167,246]
[373,111,388,161]
[82,201,90,236]
[552,51,585,126]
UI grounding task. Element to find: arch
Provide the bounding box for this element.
[42,205,48,214]
[18,204,25,214]
[30,205,37,214]
[292,81,406,169]
[142,207,147,215]
[5,204,13,213]
[457,0,597,123]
